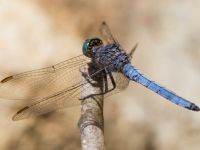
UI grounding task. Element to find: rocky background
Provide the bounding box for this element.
[0,0,200,150]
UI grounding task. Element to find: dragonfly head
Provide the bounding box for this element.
[82,37,103,58]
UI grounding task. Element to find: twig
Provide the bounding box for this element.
[78,67,105,150]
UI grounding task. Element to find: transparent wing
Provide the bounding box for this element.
[100,21,119,44]
[12,80,94,121]
[12,71,129,121]
[0,55,90,100]
[105,72,129,97]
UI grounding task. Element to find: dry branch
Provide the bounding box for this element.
[78,70,105,150]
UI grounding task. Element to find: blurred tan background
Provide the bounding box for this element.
[0,0,200,150]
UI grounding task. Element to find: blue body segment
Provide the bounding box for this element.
[123,64,199,111]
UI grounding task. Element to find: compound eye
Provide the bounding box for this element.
[82,40,92,57]
[90,39,103,47]
[82,38,103,58]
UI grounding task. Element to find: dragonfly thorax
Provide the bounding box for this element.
[82,37,103,57]
[92,43,130,72]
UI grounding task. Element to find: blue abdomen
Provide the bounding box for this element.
[122,64,199,111]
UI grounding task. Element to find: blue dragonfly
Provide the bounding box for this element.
[0,22,199,121]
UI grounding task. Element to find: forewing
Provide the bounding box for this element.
[12,70,129,120]
[100,22,119,44]
[0,55,90,100]
[12,77,99,121]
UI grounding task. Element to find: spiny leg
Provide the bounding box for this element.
[103,70,116,94]
[79,67,105,100]
[80,69,107,100]
[80,69,116,100]
[79,66,99,87]
[89,70,116,96]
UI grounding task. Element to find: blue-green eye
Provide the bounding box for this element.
[82,37,103,57]
[82,39,90,56]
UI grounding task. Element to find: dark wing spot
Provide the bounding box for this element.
[12,106,30,121]
[15,106,29,114]
[1,76,14,83]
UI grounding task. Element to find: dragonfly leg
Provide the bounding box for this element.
[103,70,116,94]
[79,67,100,87]
[80,70,116,100]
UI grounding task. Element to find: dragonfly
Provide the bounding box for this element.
[0,22,199,121]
